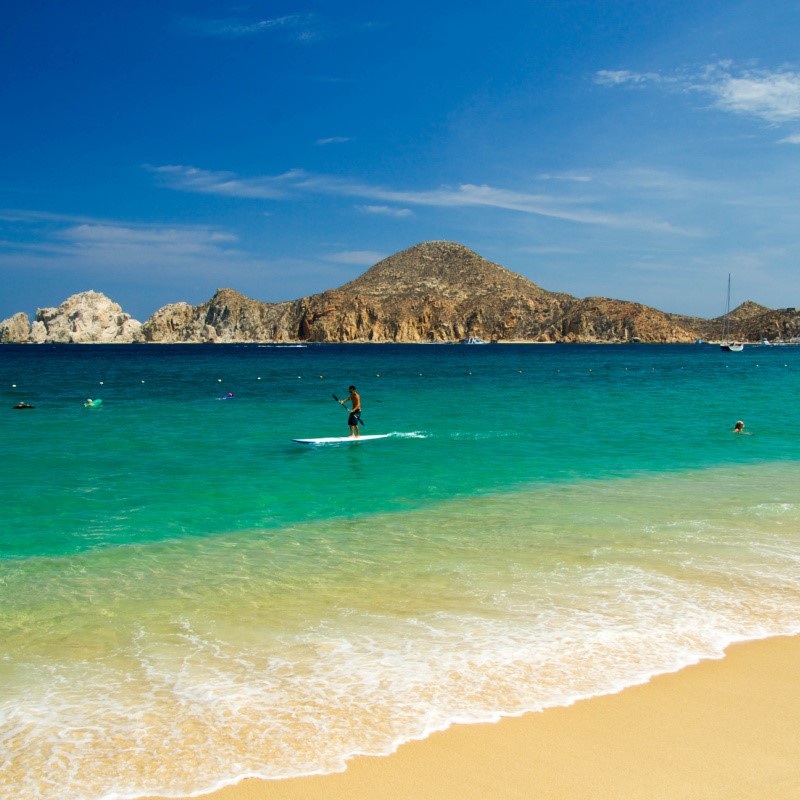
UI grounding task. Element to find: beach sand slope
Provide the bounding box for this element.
[159,635,800,800]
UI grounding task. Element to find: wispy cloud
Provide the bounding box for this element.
[179,13,320,42]
[152,164,687,233]
[595,69,666,87]
[779,133,800,144]
[148,164,299,199]
[515,245,584,255]
[0,211,248,276]
[537,172,592,182]
[58,223,238,256]
[359,204,413,218]
[326,250,385,266]
[597,62,800,125]
[316,136,351,146]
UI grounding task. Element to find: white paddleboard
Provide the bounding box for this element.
[292,434,392,445]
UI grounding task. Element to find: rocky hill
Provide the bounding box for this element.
[2,241,798,344]
[0,291,141,344]
[140,291,299,343]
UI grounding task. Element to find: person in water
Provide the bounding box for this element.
[339,385,361,437]
[733,420,745,433]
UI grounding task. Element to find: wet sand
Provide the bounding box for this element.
[159,634,800,800]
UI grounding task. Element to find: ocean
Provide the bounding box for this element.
[2,343,800,800]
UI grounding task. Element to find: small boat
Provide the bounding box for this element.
[720,274,744,352]
[460,336,487,345]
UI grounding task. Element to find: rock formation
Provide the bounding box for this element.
[2,241,798,344]
[1,291,142,343]
[140,290,299,343]
[276,242,698,343]
[0,312,32,343]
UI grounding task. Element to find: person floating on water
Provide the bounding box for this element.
[84,398,102,408]
[733,420,746,434]
[339,385,362,438]
[13,402,34,409]
[218,392,234,400]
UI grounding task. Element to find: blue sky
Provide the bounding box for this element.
[2,0,800,321]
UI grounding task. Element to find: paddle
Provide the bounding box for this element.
[332,393,365,426]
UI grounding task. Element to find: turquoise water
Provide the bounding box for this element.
[2,344,800,799]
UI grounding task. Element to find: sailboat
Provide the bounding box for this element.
[720,274,744,352]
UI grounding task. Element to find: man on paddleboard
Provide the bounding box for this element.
[339,385,362,437]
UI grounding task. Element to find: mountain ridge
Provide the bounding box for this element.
[2,241,798,344]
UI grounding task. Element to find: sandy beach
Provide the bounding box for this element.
[155,634,800,800]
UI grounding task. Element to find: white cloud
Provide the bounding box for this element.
[326,250,385,266]
[316,136,351,145]
[707,68,800,123]
[598,61,800,125]
[595,70,664,87]
[149,164,299,199]
[0,212,249,276]
[537,172,592,182]
[359,204,413,218]
[151,164,685,233]
[779,133,800,144]
[58,223,238,256]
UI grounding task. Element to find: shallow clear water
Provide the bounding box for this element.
[2,344,800,799]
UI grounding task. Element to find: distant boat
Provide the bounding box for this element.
[720,274,744,352]
[460,336,488,345]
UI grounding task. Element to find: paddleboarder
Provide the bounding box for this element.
[339,385,362,438]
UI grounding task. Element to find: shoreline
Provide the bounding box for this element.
[153,633,800,800]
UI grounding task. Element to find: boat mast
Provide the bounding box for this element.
[724,273,731,339]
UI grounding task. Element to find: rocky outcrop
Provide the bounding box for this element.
[2,291,142,343]
[0,312,32,343]
[560,298,696,343]
[2,242,797,344]
[739,307,800,342]
[140,289,299,343]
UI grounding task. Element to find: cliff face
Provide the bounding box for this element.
[140,290,299,343]
[1,291,142,343]
[2,242,797,344]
